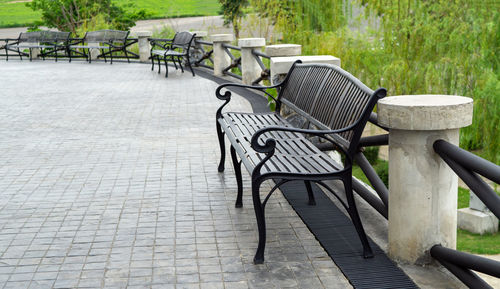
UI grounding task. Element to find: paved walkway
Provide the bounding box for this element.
[0,61,350,289]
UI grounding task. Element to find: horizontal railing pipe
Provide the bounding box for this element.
[352,177,388,219]
[354,152,389,207]
[358,134,388,147]
[431,245,500,278]
[434,139,500,183]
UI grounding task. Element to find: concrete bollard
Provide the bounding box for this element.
[378,95,473,265]
[270,55,340,85]
[238,38,266,85]
[88,43,100,60]
[135,31,153,63]
[210,34,233,77]
[190,31,207,65]
[265,44,302,58]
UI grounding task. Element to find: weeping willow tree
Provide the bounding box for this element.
[258,0,499,164]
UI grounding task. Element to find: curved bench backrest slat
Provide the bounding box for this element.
[278,63,385,154]
[172,31,195,49]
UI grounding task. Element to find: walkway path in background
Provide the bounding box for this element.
[0,15,265,39]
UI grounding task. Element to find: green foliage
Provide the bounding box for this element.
[0,0,220,29]
[27,0,144,34]
[268,0,500,164]
[363,146,379,164]
[375,160,388,188]
[152,26,176,39]
[219,0,249,38]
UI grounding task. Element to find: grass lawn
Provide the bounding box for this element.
[0,0,220,28]
[0,1,40,28]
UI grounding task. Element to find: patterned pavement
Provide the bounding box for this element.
[0,61,351,289]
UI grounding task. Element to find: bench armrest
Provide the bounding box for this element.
[250,125,356,176]
[215,82,283,119]
[149,38,173,50]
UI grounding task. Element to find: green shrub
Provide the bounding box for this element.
[268,0,499,164]
[363,146,379,164]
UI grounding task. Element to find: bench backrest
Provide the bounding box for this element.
[171,31,195,51]
[18,31,42,43]
[278,62,386,155]
[84,30,129,43]
[18,31,71,43]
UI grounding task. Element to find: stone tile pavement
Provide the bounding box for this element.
[0,61,351,288]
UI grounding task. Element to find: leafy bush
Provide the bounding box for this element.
[27,0,147,35]
[363,146,379,164]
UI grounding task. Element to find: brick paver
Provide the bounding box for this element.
[0,61,351,288]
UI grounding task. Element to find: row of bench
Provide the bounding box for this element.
[3,30,136,63]
[2,29,197,78]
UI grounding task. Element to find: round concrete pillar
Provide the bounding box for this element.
[270,55,340,85]
[134,31,153,63]
[238,38,266,84]
[378,95,473,265]
[210,34,233,77]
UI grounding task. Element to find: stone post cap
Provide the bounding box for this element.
[271,55,341,75]
[133,31,153,37]
[378,95,473,130]
[238,38,266,48]
[211,34,234,42]
[265,44,301,57]
[191,31,207,37]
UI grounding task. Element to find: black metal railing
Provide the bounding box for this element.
[221,43,241,80]
[1,37,139,61]
[353,112,390,218]
[430,139,500,289]
[251,50,270,85]
[352,117,500,288]
[0,38,22,58]
[192,39,214,70]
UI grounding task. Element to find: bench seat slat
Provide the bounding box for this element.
[219,112,342,176]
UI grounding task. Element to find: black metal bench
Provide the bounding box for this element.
[215,61,387,264]
[5,31,70,61]
[149,31,196,78]
[69,30,130,63]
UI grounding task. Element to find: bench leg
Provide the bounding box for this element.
[252,179,266,264]
[216,121,226,172]
[172,57,178,70]
[343,177,373,258]
[186,55,195,77]
[178,56,184,73]
[304,180,316,206]
[230,145,243,208]
[163,57,169,78]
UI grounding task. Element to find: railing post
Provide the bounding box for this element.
[238,38,265,84]
[378,95,473,265]
[270,55,339,85]
[211,34,233,76]
[135,31,152,63]
[192,31,207,51]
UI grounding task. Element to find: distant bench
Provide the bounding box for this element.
[215,61,386,264]
[149,31,196,77]
[69,30,131,64]
[3,29,137,63]
[4,31,70,61]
